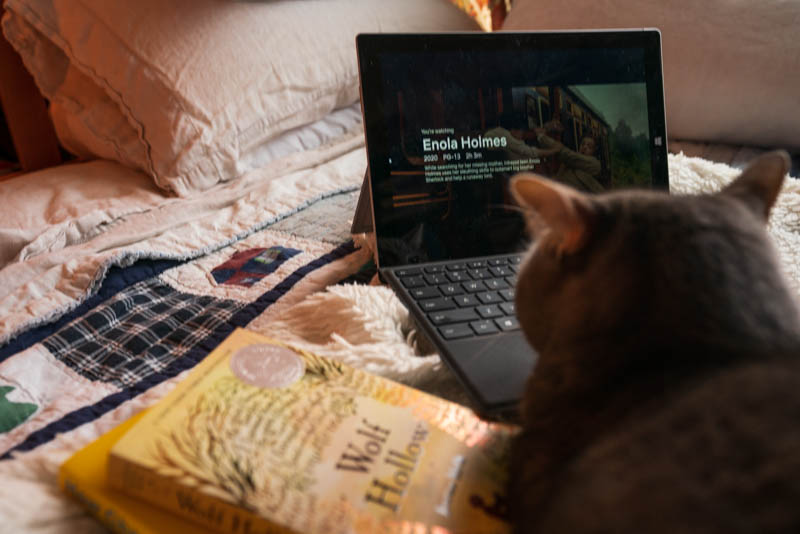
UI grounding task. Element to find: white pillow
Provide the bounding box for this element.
[2,0,477,196]
[502,0,800,150]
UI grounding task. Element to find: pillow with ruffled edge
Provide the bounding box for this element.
[2,0,478,196]
[502,0,800,150]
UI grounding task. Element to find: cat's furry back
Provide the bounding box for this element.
[508,152,800,533]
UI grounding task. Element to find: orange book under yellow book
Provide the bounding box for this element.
[105,328,514,534]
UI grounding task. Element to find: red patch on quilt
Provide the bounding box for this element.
[211,246,301,287]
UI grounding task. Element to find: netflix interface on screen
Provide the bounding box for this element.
[389,83,652,192]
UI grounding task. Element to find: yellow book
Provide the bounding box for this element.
[59,410,209,534]
[107,328,514,534]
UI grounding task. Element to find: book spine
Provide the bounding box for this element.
[58,470,155,534]
[106,453,294,534]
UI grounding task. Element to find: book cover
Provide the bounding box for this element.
[108,328,514,534]
[58,410,210,534]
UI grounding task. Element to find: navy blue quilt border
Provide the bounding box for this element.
[1,240,356,460]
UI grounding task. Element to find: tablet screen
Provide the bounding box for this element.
[357,31,668,266]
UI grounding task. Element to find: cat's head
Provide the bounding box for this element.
[510,151,795,360]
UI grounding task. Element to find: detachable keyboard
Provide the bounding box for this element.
[388,253,522,340]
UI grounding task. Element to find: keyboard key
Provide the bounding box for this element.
[419,297,455,312]
[470,320,499,335]
[429,308,479,325]
[424,265,446,273]
[500,288,515,301]
[438,283,464,296]
[476,305,504,319]
[469,268,491,279]
[453,294,479,307]
[439,323,473,339]
[446,262,467,271]
[424,273,448,285]
[468,260,487,268]
[447,271,470,282]
[500,302,516,315]
[489,265,512,277]
[400,275,425,288]
[509,256,522,264]
[462,281,486,293]
[477,291,502,304]
[410,286,441,299]
[495,316,520,331]
[395,267,421,277]
[484,278,510,290]
[488,258,508,266]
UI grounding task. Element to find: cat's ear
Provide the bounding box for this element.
[510,174,595,255]
[721,150,790,220]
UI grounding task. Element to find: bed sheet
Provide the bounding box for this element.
[2,135,800,533]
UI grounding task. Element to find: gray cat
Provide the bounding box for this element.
[507,151,800,533]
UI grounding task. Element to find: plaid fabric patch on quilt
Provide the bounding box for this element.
[42,279,244,388]
[211,246,301,287]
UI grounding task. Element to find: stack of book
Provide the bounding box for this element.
[60,328,515,534]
